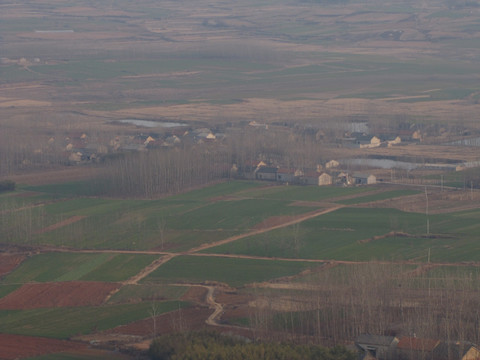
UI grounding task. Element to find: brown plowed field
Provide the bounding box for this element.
[0,254,25,277]
[0,281,119,309]
[0,333,86,360]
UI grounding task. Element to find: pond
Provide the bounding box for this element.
[343,158,422,170]
[343,158,464,171]
[117,119,187,128]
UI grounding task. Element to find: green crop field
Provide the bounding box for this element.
[142,255,320,287]
[0,301,187,339]
[205,207,480,261]
[1,181,324,251]
[337,189,420,205]
[234,184,370,202]
[167,198,313,231]
[0,284,21,299]
[1,253,159,284]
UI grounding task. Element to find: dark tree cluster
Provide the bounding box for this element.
[0,180,15,193]
[148,331,355,360]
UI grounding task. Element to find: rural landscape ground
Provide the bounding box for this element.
[2,0,480,359]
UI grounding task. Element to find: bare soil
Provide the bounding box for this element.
[0,333,86,360]
[6,167,102,186]
[0,254,25,277]
[35,215,86,234]
[0,282,120,309]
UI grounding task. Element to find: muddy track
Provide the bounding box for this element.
[103,254,177,303]
[204,286,223,326]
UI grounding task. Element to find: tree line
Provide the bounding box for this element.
[249,263,480,347]
[148,331,355,360]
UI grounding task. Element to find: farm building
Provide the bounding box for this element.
[355,334,399,360]
[431,341,480,360]
[353,173,376,185]
[387,136,402,147]
[255,166,278,181]
[396,337,440,360]
[299,171,320,185]
[318,172,332,186]
[333,171,352,185]
[325,160,340,169]
[356,335,480,360]
[277,168,296,183]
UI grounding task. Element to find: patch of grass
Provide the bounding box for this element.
[0,301,187,338]
[236,185,370,202]
[0,65,47,82]
[427,10,471,19]
[337,189,420,204]
[206,207,434,260]
[1,253,158,284]
[143,255,317,287]
[167,198,313,231]
[169,181,262,201]
[24,182,97,197]
[78,254,160,282]
[0,284,21,299]
[208,206,480,262]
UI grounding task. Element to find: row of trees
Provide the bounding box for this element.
[249,263,480,347]
[148,331,355,360]
[91,126,332,198]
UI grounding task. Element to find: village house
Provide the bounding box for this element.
[335,171,352,185]
[318,172,333,186]
[299,171,320,185]
[255,165,278,181]
[325,159,340,169]
[356,334,399,360]
[276,168,296,183]
[386,136,402,147]
[353,173,377,185]
[355,335,480,360]
[360,135,382,148]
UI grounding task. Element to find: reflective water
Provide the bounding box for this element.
[117,119,186,128]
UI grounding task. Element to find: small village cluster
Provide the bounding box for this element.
[60,127,221,163]
[234,160,377,186]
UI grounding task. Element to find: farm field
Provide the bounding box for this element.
[1,252,160,283]
[2,0,480,357]
[1,179,480,357]
[141,255,321,287]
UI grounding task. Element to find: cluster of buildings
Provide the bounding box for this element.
[341,131,421,149]
[62,127,223,164]
[234,160,377,186]
[355,334,480,360]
